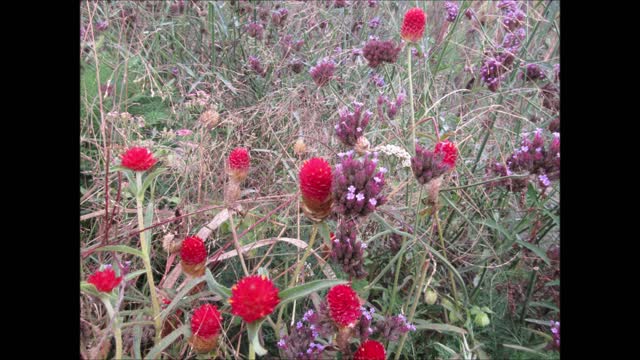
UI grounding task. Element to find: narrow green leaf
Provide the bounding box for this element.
[144,324,190,359]
[528,301,559,312]
[413,319,467,335]
[545,279,559,287]
[144,200,154,254]
[278,279,348,307]
[133,312,144,359]
[514,238,551,266]
[502,344,545,356]
[125,269,146,281]
[525,318,553,327]
[204,268,231,301]
[140,168,166,197]
[247,318,267,356]
[94,245,144,258]
[158,275,206,321]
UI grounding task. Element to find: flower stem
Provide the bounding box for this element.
[434,208,458,302]
[249,342,256,360]
[407,46,417,155]
[289,223,319,287]
[101,297,123,360]
[229,212,250,276]
[135,172,162,344]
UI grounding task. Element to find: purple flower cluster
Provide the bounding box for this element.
[271,8,289,27]
[480,1,528,91]
[411,144,452,185]
[281,34,305,58]
[487,161,528,193]
[368,0,377,7]
[248,56,266,77]
[278,310,327,359]
[464,8,474,20]
[331,220,368,279]
[521,63,546,81]
[550,321,560,350]
[368,17,381,29]
[335,102,372,147]
[354,307,375,342]
[332,151,387,218]
[374,314,416,342]
[489,129,560,192]
[306,303,338,338]
[309,58,336,87]
[290,58,304,74]
[362,39,402,68]
[246,22,264,40]
[377,91,405,120]
[444,2,459,22]
[370,73,385,87]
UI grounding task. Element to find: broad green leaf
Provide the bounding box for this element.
[158,275,206,321]
[278,279,348,307]
[247,318,267,356]
[93,245,143,258]
[144,324,190,359]
[204,268,231,301]
[413,319,467,335]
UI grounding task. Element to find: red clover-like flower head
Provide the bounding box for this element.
[88,268,122,293]
[401,7,426,43]
[327,284,361,328]
[229,275,280,323]
[299,157,333,221]
[354,340,386,360]
[121,147,157,172]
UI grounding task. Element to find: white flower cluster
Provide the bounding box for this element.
[374,144,412,168]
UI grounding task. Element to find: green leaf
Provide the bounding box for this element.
[144,200,154,254]
[125,269,146,281]
[545,279,559,287]
[140,168,167,197]
[133,312,144,359]
[144,324,190,359]
[278,279,348,307]
[502,344,546,356]
[247,318,267,356]
[413,319,467,335]
[525,318,554,327]
[80,282,101,297]
[204,268,231,301]
[158,275,206,321]
[528,301,559,312]
[514,238,551,266]
[93,245,144,258]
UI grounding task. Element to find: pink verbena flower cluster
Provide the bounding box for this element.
[332,151,386,218]
[335,102,372,147]
[330,220,368,279]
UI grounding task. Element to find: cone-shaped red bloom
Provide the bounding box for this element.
[434,140,458,168]
[180,236,207,265]
[327,284,361,327]
[229,275,280,323]
[88,268,122,293]
[354,340,386,360]
[299,158,333,203]
[121,146,157,171]
[401,7,426,43]
[191,304,222,338]
[228,147,251,182]
[228,147,250,171]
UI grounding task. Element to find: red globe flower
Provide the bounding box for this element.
[434,140,458,168]
[190,304,222,353]
[180,236,207,277]
[299,157,333,221]
[327,284,361,327]
[120,146,157,171]
[401,7,426,43]
[354,340,386,360]
[228,147,251,181]
[88,268,122,293]
[229,275,280,323]
[191,304,222,338]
